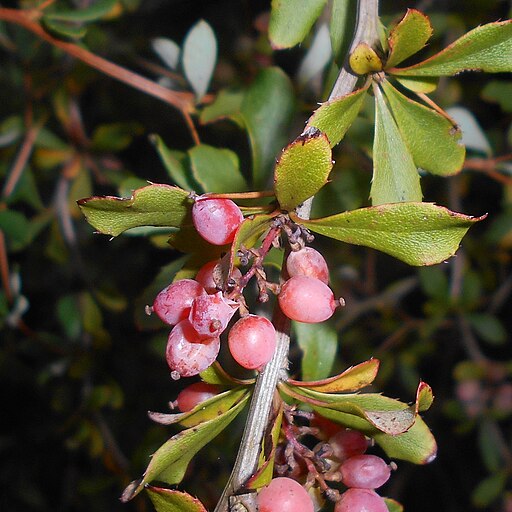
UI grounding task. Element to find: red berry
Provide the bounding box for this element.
[286,247,329,284]
[329,429,368,461]
[257,477,314,512]
[334,488,388,512]
[153,279,206,326]
[278,275,336,323]
[196,259,242,294]
[166,320,220,378]
[340,454,391,489]
[189,292,238,337]
[192,198,243,245]
[176,382,219,412]
[228,315,276,370]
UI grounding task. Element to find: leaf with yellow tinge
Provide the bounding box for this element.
[146,486,207,512]
[274,129,333,211]
[200,361,255,386]
[416,381,434,413]
[292,202,484,266]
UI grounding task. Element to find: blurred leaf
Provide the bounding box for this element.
[329,0,356,61]
[385,9,433,69]
[371,85,422,205]
[391,21,512,76]
[146,486,207,512]
[471,471,507,508]
[5,167,44,210]
[478,419,505,472]
[121,396,248,501]
[0,210,39,251]
[43,0,117,22]
[419,266,448,300]
[78,184,191,236]
[182,20,217,101]
[306,86,368,147]
[481,81,512,112]
[294,203,483,266]
[382,80,465,176]
[189,144,247,193]
[240,68,295,188]
[0,115,23,147]
[293,321,338,381]
[268,0,327,49]
[446,107,492,156]
[91,122,141,152]
[199,89,244,124]
[57,295,81,340]
[468,313,507,345]
[152,38,180,70]
[297,24,331,87]
[274,130,332,210]
[384,498,404,512]
[41,18,88,40]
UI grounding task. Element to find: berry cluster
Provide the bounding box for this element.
[148,197,343,379]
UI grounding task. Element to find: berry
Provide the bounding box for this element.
[278,275,337,323]
[189,292,238,337]
[166,320,220,378]
[153,279,206,326]
[334,488,388,512]
[340,454,391,489]
[329,429,368,461]
[176,382,219,412]
[196,259,242,294]
[228,315,276,370]
[192,198,243,246]
[286,247,329,284]
[257,477,314,512]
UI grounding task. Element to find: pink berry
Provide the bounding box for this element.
[286,247,329,284]
[278,275,336,323]
[329,429,368,461]
[257,477,314,512]
[189,292,238,337]
[228,315,276,370]
[153,279,206,326]
[192,198,243,245]
[334,488,388,512]
[340,454,391,489]
[176,382,219,412]
[166,320,220,378]
[196,259,242,294]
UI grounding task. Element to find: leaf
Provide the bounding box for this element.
[468,313,507,345]
[146,487,207,512]
[349,43,383,74]
[478,419,505,472]
[91,122,141,152]
[482,80,512,113]
[446,107,492,156]
[288,359,380,392]
[0,210,48,252]
[121,396,248,502]
[240,68,295,188]
[43,0,117,22]
[306,86,368,147]
[199,89,244,124]
[274,129,333,211]
[329,0,356,61]
[200,361,254,386]
[416,381,434,413]
[385,9,433,69]
[384,498,404,512]
[78,184,191,237]
[371,85,422,205]
[293,321,337,381]
[471,472,507,508]
[188,144,247,193]
[41,17,88,40]
[297,24,332,87]
[268,0,327,49]
[292,202,484,266]
[152,38,180,70]
[381,81,465,176]
[390,20,512,76]
[394,76,438,94]
[182,20,217,101]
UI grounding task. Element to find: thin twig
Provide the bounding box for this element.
[0,230,13,304]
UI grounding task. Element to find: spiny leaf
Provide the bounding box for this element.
[416,381,434,413]
[146,487,207,512]
[292,202,484,266]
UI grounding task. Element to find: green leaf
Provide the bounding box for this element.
[293,321,337,381]
[199,89,244,124]
[230,214,276,266]
[41,17,88,40]
[146,487,207,512]
[468,313,507,345]
[478,419,505,472]
[381,81,465,176]
[292,202,484,266]
[0,210,48,252]
[200,361,254,387]
[90,122,141,152]
[274,129,333,210]
[472,472,507,508]
[188,144,247,193]
[240,68,295,188]
[384,498,404,512]
[288,359,380,393]
[394,76,438,94]
[306,86,368,147]
[43,0,116,22]
[385,9,433,69]
[390,20,512,76]
[121,396,248,502]
[78,184,191,237]
[183,20,217,101]
[416,381,434,413]
[329,0,356,61]
[268,0,327,49]
[482,81,512,113]
[57,295,82,340]
[371,85,422,205]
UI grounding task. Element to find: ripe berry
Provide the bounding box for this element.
[189,292,238,337]
[196,259,242,294]
[334,488,388,512]
[166,320,220,378]
[228,315,276,370]
[176,382,219,412]
[278,275,337,323]
[329,429,368,461]
[153,279,206,326]
[257,477,314,512]
[340,454,391,489]
[286,247,329,284]
[192,198,244,246]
